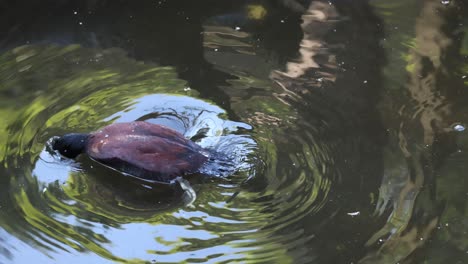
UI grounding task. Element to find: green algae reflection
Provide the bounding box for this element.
[0,44,202,262]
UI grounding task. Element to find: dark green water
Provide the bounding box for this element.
[0,0,467,263]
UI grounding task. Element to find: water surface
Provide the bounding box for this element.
[1,0,468,263]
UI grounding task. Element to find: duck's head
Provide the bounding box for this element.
[51,133,89,159]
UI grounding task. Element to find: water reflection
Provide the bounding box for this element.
[204,1,386,263]
[362,0,468,263]
[0,0,467,263]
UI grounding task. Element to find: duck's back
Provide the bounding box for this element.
[86,122,208,182]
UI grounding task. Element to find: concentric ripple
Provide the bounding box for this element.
[0,41,370,263]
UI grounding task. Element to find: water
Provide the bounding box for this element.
[0,0,467,263]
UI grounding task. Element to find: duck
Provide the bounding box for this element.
[51,121,208,185]
[52,121,209,182]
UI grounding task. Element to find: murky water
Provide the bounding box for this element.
[1,0,468,263]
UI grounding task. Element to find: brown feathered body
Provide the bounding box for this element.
[85,122,208,182]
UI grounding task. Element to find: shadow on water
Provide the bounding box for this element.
[0,0,468,263]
